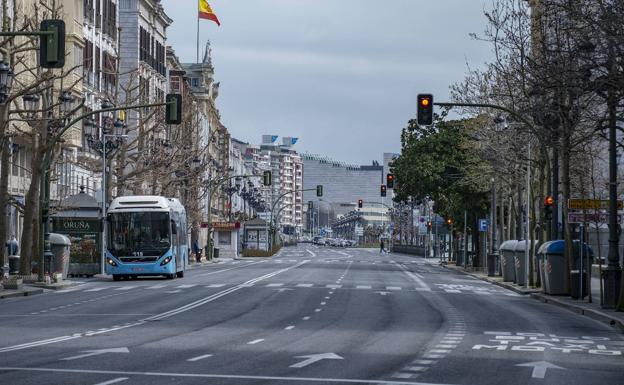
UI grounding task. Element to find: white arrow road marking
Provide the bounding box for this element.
[306,249,316,257]
[61,347,130,361]
[290,353,344,368]
[375,291,391,296]
[516,361,565,379]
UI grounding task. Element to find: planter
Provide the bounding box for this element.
[68,263,99,277]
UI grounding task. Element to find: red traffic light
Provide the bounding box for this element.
[544,196,554,206]
[358,199,363,208]
[446,218,453,225]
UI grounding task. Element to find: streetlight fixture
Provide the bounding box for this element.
[0,61,13,103]
[84,100,127,275]
[22,94,40,114]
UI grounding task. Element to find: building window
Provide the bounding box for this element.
[191,78,199,88]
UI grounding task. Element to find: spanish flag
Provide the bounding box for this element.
[199,0,220,26]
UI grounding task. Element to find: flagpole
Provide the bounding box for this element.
[196,15,200,63]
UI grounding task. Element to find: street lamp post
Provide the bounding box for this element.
[488,177,499,277]
[84,101,126,275]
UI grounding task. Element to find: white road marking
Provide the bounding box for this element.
[62,347,129,361]
[406,366,427,372]
[444,289,462,293]
[414,287,432,292]
[247,339,264,345]
[326,284,342,289]
[84,287,107,292]
[284,326,295,330]
[145,285,168,289]
[302,316,311,320]
[199,260,265,276]
[206,284,225,288]
[412,360,435,365]
[290,353,344,368]
[386,286,402,291]
[436,345,457,349]
[114,286,137,291]
[266,283,284,287]
[175,284,196,289]
[164,290,182,293]
[356,285,372,290]
[314,308,322,312]
[0,262,308,354]
[0,366,467,385]
[93,378,129,385]
[186,354,213,362]
[395,263,429,289]
[392,373,414,379]
[297,283,313,287]
[516,361,565,379]
[320,302,327,305]
[429,349,450,354]
[423,354,444,359]
[306,249,316,257]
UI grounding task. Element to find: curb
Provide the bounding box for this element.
[530,293,624,333]
[440,263,624,333]
[0,287,44,299]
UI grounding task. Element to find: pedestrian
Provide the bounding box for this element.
[6,235,18,256]
[192,239,201,262]
[379,239,385,254]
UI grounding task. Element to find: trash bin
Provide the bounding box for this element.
[456,247,464,267]
[8,255,20,274]
[213,248,219,259]
[487,253,499,276]
[570,270,588,299]
[514,240,533,287]
[536,241,554,291]
[49,233,71,279]
[540,240,566,294]
[500,240,518,282]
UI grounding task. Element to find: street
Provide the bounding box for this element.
[0,246,622,385]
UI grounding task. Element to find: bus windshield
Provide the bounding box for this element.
[108,211,171,257]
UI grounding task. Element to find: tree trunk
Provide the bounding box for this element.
[0,104,9,269]
[19,147,43,275]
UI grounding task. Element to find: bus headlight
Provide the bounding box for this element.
[106,257,117,267]
[160,256,172,266]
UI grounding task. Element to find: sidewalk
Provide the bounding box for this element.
[442,262,624,333]
[0,283,44,299]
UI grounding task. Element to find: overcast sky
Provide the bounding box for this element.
[160,0,494,165]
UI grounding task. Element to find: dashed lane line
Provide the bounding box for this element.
[186,354,213,362]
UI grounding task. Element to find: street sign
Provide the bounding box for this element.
[479,219,489,232]
[567,199,624,210]
[568,212,622,224]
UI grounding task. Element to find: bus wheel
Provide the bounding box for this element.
[131,275,138,280]
[166,273,175,279]
[176,270,184,278]
[113,275,121,281]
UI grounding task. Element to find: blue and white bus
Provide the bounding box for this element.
[105,196,188,281]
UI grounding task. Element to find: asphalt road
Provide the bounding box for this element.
[0,245,622,385]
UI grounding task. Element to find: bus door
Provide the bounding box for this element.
[171,212,181,270]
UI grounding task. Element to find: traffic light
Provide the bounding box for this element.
[427,221,432,230]
[544,195,554,220]
[263,170,272,186]
[386,173,395,188]
[40,20,65,69]
[381,185,387,197]
[446,218,453,227]
[358,199,363,209]
[417,94,434,126]
[316,185,323,197]
[165,94,183,124]
[308,201,313,210]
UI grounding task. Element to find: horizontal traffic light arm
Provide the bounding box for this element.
[270,187,319,225]
[0,31,55,37]
[434,101,536,132]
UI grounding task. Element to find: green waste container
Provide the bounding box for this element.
[213,248,220,259]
